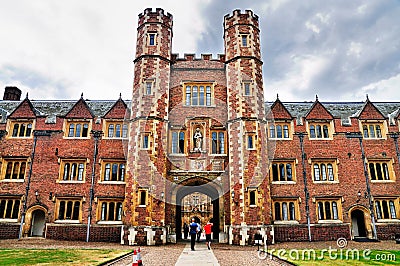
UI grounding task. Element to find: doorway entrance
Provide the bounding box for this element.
[351,209,366,238]
[175,182,221,241]
[30,209,46,237]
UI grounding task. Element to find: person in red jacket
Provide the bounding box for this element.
[203,220,213,250]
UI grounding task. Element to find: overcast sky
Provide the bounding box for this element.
[1,0,399,102]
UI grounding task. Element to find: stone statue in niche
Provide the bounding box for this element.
[193,127,203,152]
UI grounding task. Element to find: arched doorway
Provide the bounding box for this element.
[30,209,46,237]
[351,209,367,238]
[175,182,221,241]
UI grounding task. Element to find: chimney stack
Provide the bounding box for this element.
[3,86,22,101]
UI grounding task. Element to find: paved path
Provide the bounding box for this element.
[175,243,220,266]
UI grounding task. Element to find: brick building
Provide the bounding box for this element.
[1,8,400,244]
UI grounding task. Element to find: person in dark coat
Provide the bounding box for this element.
[189,218,198,251]
[183,222,189,239]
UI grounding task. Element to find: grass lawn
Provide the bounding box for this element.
[270,249,400,265]
[0,248,131,266]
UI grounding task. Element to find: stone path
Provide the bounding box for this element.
[175,243,220,266]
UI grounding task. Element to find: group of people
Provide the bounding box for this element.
[183,219,213,251]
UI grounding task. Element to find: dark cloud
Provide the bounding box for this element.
[197,0,400,101]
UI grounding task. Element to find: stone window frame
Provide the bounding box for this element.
[272,197,300,224]
[270,159,297,184]
[367,158,395,182]
[183,82,214,107]
[0,157,28,182]
[7,119,34,139]
[314,197,343,223]
[247,187,258,207]
[147,32,157,46]
[138,188,148,207]
[268,121,293,140]
[361,121,386,139]
[58,158,88,183]
[140,132,152,150]
[64,119,91,139]
[96,198,124,224]
[240,33,249,47]
[104,120,128,139]
[210,130,226,155]
[310,158,339,183]
[0,196,21,221]
[306,120,334,140]
[170,128,186,154]
[55,197,82,223]
[143,78,155,96]
[99,159,126,183]
[242,80,253,96]
[246,132,257,150]
[374,197,399,221]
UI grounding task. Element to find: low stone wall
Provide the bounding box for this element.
[376,223,400,240]
[274,223,351,242]
[0,223,20,239]
[121,226,168,246]
[46,223,121,242]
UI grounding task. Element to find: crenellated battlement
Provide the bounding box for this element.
[171,53,226,63]
[138,8,173,28]
[223,9,259,29]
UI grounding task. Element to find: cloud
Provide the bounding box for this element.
[0,0,399,102]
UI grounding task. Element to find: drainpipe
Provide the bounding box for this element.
[345,132,377,240]
[86,130,103,242]
[295,132,312,242]
[19,130,51,239]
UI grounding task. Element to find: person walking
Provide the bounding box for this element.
[196,222,202,242]
[189,218,198,251]
[203,220,213,250]
[183,222,189,239]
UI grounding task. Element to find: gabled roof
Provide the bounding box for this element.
[305,96,334,120]
[103,96,128,119]
[8,96,40,119]
[267,95,293,120]
[64,95,95,119]
[356,97,386,120]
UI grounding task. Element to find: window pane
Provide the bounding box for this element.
[12,124,19,137]
[272,164,278,181]
[199,86,204,105]
[332,202,338,219]
[115,124,121,138]
[310,125,316,138]
[389,201,396,219]
[104,163,111,181]
[279,164,285,181]
[119,164,125,181]
[327,164,334,181]
[369,163,376,180]
[323,125,328,138]
[321,164,327,181]
[269,125,275,138]
[314,165,320,181]
[282,202,288,220]
[108,124,114,138]
[68,124,74,137]
[289,202,295,220]
[286,164,292,181]
[325,202,331,219]
[206,86,211,106]
[376,125,382,138]
[219,132,225,154]
[276,125,282,138]
[82,124,89,137]
[122,124,128,138]
[192,86,198,105]
[316,125,322,138]
[179,132,185,153]
[363,125,369,138]
[112,164,118,181]
[274,202,281,220]
[75,124,81,137]
[283,125,289,138]
[375,201,382,219]
[186,86,191,105]
[369,125,375,138]
[318,202,324,220]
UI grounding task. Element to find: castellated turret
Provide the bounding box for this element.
[224,9,265,120]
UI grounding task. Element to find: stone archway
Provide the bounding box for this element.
[173,178,223,241]
[25,205,47,237]
[349,206,372,239]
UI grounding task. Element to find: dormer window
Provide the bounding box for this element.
[308,122,332,139]
[362,122,384,139]
[8,120,34,138]
[65,120,90,138]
